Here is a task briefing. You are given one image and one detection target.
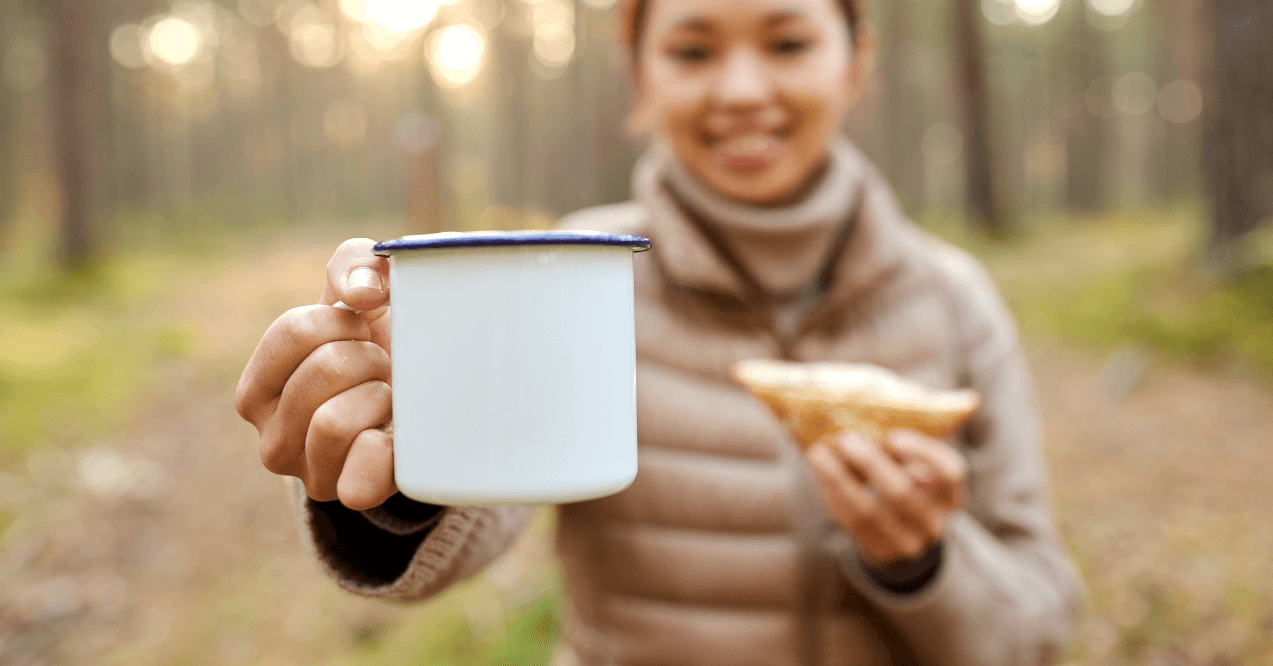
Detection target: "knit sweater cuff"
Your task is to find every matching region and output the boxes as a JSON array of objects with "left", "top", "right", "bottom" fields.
[
  {"left": 859, "top": 543, "right": 944, "bottom": 595},
  {"left": 360, "top": 493, "right": 447, "bottom": 536}
]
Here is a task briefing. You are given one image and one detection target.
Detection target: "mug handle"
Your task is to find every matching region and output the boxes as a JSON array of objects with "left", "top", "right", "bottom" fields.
[{"left": 332, "top": 300, "right": 363, "bottom": 314}]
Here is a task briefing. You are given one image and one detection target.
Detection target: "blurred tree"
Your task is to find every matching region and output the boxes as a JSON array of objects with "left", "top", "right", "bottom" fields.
[
  {"left": 953, "top": 0, "right": 1006, "bottom": 235},
  {"left": 1205, "top": 0, "right": 1273, "bottom": 271},
  {"left": 47, "top": 0, "right": 100, "bottom": 269},
  {"left": 1064, "top": 3, "right": 1110, "bottom": 212},
  {"left": 880, "top": 0, "right": 924, "bottom": 213},
  {"left": 0, "top": 10, "right": 14, "bottom": 242}
]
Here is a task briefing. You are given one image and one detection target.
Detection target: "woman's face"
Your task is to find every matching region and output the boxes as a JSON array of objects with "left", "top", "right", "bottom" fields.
[{"left": 634, "top": 0, "right": 871, "bottom": 204}]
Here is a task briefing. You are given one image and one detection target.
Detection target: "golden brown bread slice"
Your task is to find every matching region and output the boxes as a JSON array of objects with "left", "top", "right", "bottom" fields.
[{"left": 731, "top": 359, "right": 981, "bottom": 449}]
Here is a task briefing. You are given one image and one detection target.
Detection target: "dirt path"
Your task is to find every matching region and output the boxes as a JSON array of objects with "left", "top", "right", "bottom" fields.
[{"left": 0, "top": 238, "right": 1270, "bottom": 665}]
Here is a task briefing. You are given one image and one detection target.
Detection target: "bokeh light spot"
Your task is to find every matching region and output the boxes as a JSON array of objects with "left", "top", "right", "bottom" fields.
[
  {"left": 1014, "top": 0, "right": 1060, "bottom": 25},
  {"left": 1090, "top": 0, "right": 1135, "bottom": 17},
  {"left": 1112, "top": 72, "right": 1157, "bottom": 116},
  {"left": 981, "top": 0, "right": 1017, "bottom": 26},
  {"left": 365, "top": 0, "right": 440, "bottom": 32},
  {"left": 1157, "top": 80, "right": 1203, "bottom": 124},
  {"left": 147, "top": 17, "right": 202, "bottom": 66},
  {"left": 394, "top": 111, "right": 439, "bottom": 154},
  {"left": 110, "top": 24, "right": 147, "bottom": 69},
  {"left": 426, "top": 23, "right": 486, "bottom": 88},
  {"left": 291, "top": 23, "right": 340, "bottom": 67}
]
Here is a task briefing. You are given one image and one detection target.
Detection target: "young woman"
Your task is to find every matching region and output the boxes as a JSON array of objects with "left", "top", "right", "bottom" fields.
[{"left": 236, "top": 0, "right": 1079, "bottom": 662}]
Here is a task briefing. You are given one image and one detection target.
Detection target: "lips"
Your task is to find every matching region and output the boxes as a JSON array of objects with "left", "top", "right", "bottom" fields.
[{"left": 705, "top": 128, "right": 789, "bottom": 171}]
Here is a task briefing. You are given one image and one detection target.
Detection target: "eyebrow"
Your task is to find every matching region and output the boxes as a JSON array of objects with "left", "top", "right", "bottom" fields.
[
  {"left": 671, "top": 8, "right": 807, "bottom": 32},
  {"left": 672, "top": 16, "right": 712, "bottom": 32},
  {"left": 764, "top": 9, "right": 807, "bottom": 27}
]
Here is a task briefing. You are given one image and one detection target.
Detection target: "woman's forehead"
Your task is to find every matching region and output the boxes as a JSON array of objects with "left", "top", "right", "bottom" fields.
[{"left": 647, "top": 0, "right": 836, "bottom": 32}]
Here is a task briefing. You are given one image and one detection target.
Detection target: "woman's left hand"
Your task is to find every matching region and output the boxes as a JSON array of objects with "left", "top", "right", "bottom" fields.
[{"left": 807, "top": 429, "right": 967, "bottom": 566}]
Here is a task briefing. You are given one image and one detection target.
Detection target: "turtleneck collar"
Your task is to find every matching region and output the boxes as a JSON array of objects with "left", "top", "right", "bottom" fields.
[{"left": 633, "top": 137, "right": 907, "bottom": 313}]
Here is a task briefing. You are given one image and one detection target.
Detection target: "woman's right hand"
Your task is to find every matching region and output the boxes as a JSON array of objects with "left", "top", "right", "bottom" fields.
[{"left": 235, "top": 238, "right": 397, "bottom": 510}]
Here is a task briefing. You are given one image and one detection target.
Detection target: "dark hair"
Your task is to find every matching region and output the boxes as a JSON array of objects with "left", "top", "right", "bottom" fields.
[{"left": 623, "top": 0, "right": 863, "bottom": 71}]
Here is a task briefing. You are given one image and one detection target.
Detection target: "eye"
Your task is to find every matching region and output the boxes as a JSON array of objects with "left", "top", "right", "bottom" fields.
[
  {"left": 669, "top": 44, "right": 713, "bottom": 63},
  {"left": 771, "top": 37, "right": 810, "bottom": 55}
]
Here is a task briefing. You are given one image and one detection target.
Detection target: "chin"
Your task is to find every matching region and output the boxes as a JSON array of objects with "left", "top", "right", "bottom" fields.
[{"left": 701, "top": 165, "right": 807, "bottom": 205}]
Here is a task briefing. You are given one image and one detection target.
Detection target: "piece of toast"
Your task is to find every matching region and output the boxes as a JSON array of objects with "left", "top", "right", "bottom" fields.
[{"left": 731, "top": 359, "right": 981, "bottom": 449}]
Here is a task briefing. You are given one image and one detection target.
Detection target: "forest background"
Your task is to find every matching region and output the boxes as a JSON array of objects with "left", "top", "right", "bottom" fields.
[{"left": 0, "top": 0, "right": 1272, "bottom": 664}]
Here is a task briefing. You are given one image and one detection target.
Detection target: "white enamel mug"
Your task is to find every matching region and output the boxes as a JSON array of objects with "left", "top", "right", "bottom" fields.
[{"left": 365, "top": 230, "right": 650, "bottom": 507}]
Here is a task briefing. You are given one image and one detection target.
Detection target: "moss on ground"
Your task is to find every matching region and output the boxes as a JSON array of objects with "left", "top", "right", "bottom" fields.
[
  {"left": 933, "top": 206, "right": 1273, "bottom": 379},
  {"left": 0, "top": 255, "right": 199, "bottom": 461}
]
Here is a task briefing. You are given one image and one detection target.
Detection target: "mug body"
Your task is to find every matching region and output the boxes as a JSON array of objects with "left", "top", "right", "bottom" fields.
[{"left": 379, "top": 232, "right": 647, "bottom": 506}]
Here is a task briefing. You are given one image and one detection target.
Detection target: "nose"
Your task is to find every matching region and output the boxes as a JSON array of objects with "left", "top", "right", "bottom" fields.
[{"left": 713, "top": 48, "right": 774, "bottom": 108}]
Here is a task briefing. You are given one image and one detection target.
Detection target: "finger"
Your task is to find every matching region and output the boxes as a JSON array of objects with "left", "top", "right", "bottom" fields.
[
  {"left": 259, "top": 340, "right": 392, "bottom": 477},
  {"left": 808, "top": 443, "right": 877, "bottom": 526},
  {"left": 836, "top": 432, "right": 934, "bottom": 536},
  {"left": 304, "top": 380, "right": 393, "bottom": 502},
  {"left": 321, "top": 238, "right": 390, "bottom": 312},
  {"left": 890, "top": 433, "right": 967, "bottom": 511},
  {"left": 809, "top": 443, "right": 923, "bottom": 562},
  {"left": 236, "top": 305, "right": 370, "bottom": 424},
  {"left": 887, "top": 430, "right": 968, "bottom": 508},
  {"left": 881, "top": 433, "right": 937, "bottom": 486},
  {"left": 338, "top": 428, "right": 397, "bottom": 510}
]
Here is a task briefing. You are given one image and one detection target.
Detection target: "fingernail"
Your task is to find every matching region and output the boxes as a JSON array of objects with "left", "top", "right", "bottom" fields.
[{"left": 347, "top": 267, "right": 382, "bottom": 291}]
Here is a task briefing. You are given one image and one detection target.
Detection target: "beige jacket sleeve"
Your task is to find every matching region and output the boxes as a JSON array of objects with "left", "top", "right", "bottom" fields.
[
  {"left": 836, "top": 246, "right": 1081, "bottom": 666},
  {"left": 289, "top": 478, "right": 531, "bottom": 601}
]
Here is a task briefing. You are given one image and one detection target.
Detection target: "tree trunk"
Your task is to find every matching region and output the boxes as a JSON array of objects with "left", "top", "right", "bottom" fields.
[
  {"left": 0, "top": 42, "right": 13, "bottom": 246},
  {"left": 48, "top": 0, "right": 100, "bottom": 269},
  {"left": 1064, "top": 5, "right": 1110, "bottom": 212},
  {"left": 881, "top": 0, "right": 924, "bottom": 214},
  {"left": 953, "top": 0, "right": 1005, "bottom": 235},
  {"left": 1205, "top": 0, "right": 1273, "bottom": 271}
]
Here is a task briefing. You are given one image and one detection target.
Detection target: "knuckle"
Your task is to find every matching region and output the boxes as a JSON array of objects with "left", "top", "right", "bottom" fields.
[
  {"left": 329, "top": 239, "right": 376, "bottom": 277},
  {"left": 311, "top": 341, "right": 354, "bottom": 382},
  {"left": 367, "top": 379, "right": 392, "bottom": 401},
  {"left": 305, "top": 477, "right": 338, "bottom": 502},
  {"left": 260, "top": 439, "right": 293, "bottom": 475},
  {"left": 879, "top": 479, "right": 912, "bottom": 504},
  {"left": 356, "top": 426, "right": 394, "bottom": 452},
  {"left": 309, "top": 401, "right": 349, "bottom": 443},
  {"left": 234, "top": 381, "right": 256, "bottom": 422},
  {"left": 949, "top": 454, "right": 969, "bottom": 484},
  {"left": 856, "top": 496, "right": 883, "bottom": 523},
  {"left": 847, "top": 513, "right": 874, "bottom": 533},
  {"left": 333, "top": 237, "right": 373, "bottom": 261},
  {"left": 898, "top": 535, "right": 924, "bottom": 558},
  {"left": 922, "top": 517, "right": 944, "bottom": 542},
  {"left": 359, "top": 342, "right": 393, "bottom": 378},
  {"left": 276, "top": 307, "right": 324, "bottom": 351}
]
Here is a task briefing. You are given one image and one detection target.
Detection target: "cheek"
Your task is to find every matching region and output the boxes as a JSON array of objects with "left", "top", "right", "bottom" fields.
[
  {"left": 647, "top": 71, "right": 709, "bottom": 137},
  {"left": 784, "top": 65, "right": 851, "bottom": 136}
]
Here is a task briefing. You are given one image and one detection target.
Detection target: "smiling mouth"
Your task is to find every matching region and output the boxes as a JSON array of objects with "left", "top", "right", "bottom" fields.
[{"left": 704, "top": 128, "right": 789, "bottom": 170}]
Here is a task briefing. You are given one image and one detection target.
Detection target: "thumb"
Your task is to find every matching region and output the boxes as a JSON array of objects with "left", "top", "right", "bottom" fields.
[{"left": 320, "top": 238, "right": 390, "bottom": 312}]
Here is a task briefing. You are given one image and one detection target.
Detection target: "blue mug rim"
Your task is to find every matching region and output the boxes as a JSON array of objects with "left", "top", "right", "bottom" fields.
[{"left": 373, "top": 230, "right": 652, "bottom": 255}]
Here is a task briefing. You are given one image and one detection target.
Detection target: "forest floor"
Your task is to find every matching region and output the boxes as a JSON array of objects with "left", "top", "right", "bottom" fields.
[{"left": 0, "top": 214, "right": 1270, "bottom": 666}]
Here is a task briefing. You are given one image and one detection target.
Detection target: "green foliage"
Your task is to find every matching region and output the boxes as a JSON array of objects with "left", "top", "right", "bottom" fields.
[
  {"left": 326, "top": 586, "right": 561, "bottom": 666},
  {"left": 1010, "top": 250, "right": 1273, "bottom": 377},
  {"left": 962, "top": 207, "right": 1273, "bottom": 378},
  {"left": 482, "top": 594, "right": 560, "bottom": 666},
  {"left": 0, "top": 255, "right": 197, "bottom": 461}
]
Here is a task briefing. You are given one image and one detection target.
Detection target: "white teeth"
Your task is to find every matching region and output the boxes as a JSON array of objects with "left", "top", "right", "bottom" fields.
[
  {"left": 718, "top": 134, "right": 772, "bottom": 152},
  {"left": 707, "top": 131, "right": 786, "bottom": 153}
]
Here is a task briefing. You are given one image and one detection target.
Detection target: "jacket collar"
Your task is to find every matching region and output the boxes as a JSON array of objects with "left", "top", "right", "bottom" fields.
[{"left": 633, "top": 138, "right": 913, "bottom": 315}]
